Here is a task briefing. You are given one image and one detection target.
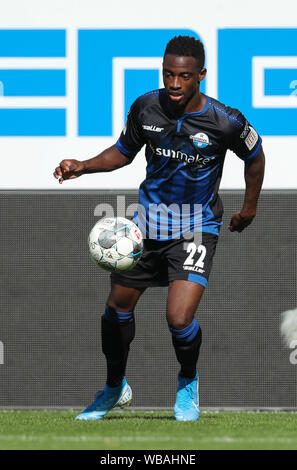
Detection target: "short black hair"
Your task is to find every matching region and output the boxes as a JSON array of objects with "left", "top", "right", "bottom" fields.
[{"left": 164, "top": 35, "right": 205, "bottom": 69}]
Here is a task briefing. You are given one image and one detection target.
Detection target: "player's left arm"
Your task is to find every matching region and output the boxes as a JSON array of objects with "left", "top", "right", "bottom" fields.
[{"left": 229, "top": 146, "right": 265, "bottom": 232}]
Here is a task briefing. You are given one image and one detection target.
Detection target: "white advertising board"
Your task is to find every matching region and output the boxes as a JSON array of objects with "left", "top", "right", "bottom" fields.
[{"left": 0, "top": 0, "right": 296, "bottom": 189}]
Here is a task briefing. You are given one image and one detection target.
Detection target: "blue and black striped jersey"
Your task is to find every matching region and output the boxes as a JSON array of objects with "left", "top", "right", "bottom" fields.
[{"left": 116, "top": 89, "right": 262, "bottom": 240}]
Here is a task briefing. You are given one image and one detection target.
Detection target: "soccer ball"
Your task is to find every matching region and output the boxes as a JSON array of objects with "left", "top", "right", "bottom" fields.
[{"left": 88, "top": 216, "right": 143, "bottom": 272}]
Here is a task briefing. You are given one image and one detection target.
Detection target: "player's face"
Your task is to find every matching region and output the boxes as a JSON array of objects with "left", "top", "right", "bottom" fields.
[{"left": 163, "top": 54, "right": 206, "bottom": 113}]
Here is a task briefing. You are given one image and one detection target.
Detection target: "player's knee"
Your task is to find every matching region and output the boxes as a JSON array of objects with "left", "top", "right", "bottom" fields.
[
  {"left": 107, "top": 284, "right": 140, "bottom": 312},
  {"left": 107, "top": 298, "right": 133, "bottom": 313},
  {"left": 169, "top": 318, "right": 200, "bottom": 343},
  {"left": 167, "top": 316, "right": 192, "bottom": 331},
  {"left": 167, "top": 309, "right": 194, "bottom": 330},
  {"left": 107, "top": 292, "right": 134, "bottom": 312}
]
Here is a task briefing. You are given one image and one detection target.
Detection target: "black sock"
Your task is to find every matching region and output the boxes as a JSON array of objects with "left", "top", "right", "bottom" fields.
[
  {"left": 101, "top": 315, "right": 135, "bottom": 387},
  {"left": 172, "top": 327, "right": 202, "bottom": 378}
]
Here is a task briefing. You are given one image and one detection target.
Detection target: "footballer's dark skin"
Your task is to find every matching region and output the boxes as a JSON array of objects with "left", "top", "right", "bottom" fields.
[
  {"left": 53, "top": 53, "right": 265, "bottom": 327},
  {"left": 53, "top": 145, "right": 130, "bottom": 184},
  {"left": 162, "top": 54, "right": 207, "bottom": 115},
  {"left": 228, "top": 146, "right": 265, "bottom": 233}
]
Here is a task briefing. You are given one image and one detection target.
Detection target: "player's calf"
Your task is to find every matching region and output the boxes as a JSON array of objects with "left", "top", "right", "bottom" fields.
[
  {"left": 170, "top": 319, "right": 202, "bottom": 378},
  {"left": 102, "top": 305, "right": 135, "bottom": 387}
]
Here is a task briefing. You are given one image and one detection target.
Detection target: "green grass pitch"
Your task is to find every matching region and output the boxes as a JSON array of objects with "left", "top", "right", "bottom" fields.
[{"left": 0, "top": 410, "right": 297, "bottom": 450}]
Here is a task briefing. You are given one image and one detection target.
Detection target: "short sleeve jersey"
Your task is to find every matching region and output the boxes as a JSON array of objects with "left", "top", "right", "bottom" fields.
[{"left": 116, "top": 89, "right": 262, "bottom": 240}]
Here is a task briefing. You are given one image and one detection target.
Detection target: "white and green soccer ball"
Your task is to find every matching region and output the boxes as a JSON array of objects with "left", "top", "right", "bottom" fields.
[{"left": 88, "top": 216, "right": 143, "bottom": 272}]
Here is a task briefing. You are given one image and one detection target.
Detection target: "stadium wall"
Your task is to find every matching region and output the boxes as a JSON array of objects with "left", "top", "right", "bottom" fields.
[
  {"left": 0, "top": 0, "right": 296, "bottom": 410},
  {"left": 0, "top": 190, "right": 296, "bottom": 409}
]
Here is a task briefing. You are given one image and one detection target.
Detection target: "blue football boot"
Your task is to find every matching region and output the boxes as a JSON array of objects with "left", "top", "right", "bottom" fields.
[
  {"left": 75, "top": 377, "right": 132, "bottom": 421},
  {"left": 174, "top": 372, "right": 200, "bottom": 421}
]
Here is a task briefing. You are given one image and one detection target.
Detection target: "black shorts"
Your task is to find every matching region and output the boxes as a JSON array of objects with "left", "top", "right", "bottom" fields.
[{"left": 111, "top": 232, "right": 219, "bottom": 289}]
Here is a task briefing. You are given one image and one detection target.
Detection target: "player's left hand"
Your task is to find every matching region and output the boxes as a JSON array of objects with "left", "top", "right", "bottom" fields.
[{"left": 228, "top": 211, "right": 255, "bottom": 233}]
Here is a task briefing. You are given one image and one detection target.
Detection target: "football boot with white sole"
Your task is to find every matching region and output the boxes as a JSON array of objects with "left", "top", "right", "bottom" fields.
[{"left": 75, "top": 377, "right": 132, "bottom": 421}]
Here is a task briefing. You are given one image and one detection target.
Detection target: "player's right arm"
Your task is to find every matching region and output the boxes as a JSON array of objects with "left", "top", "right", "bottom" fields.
[
  {"left": 54, "top": 97, "right": 144, "bottom": 184},
  {"left": 53, "top": 144, "right": 131, "bottom": 184}
]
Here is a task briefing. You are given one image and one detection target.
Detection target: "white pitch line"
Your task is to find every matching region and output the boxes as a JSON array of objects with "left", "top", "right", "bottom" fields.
[{"left": 0, "top": 435, "right": 295, "bottom": 444}]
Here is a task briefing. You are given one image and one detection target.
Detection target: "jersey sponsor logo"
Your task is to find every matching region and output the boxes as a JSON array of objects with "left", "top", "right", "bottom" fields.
[
  {"left": 190, "top": 132, "right": 211, "bottom": 149},
  {"left": 244, "top": 126, "right": 258, "bottom": 150},
  {"left": 142, "top": 124, "right": 164, "bottom": 132},
  {"left": 155, "top": 147, "right": 215, "bottom": 167}
]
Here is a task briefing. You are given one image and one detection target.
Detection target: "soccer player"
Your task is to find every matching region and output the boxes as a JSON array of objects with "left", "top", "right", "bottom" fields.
[{"left": 54, "top": 36, "right": 265, "bottom": 421}]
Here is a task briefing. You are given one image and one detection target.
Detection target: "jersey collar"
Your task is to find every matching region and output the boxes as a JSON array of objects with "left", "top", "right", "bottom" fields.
[{"left": 161, "top": 89, "right": 210, "bottom": 120}]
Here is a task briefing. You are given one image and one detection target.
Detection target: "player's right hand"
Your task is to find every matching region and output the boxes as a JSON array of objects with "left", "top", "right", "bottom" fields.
[{"left": 53, "top": 159, "right": 85, "bottom": 184}]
